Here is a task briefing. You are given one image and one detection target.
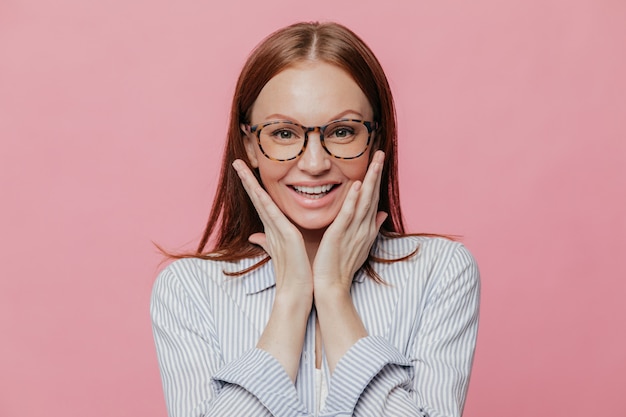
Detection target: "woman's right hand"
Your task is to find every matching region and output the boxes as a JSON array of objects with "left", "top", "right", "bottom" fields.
[
  {"left": 232, "top": 159, "right": 313, "bottom": 301},
  {"left": 233, "top": 159, "right": 313, "bottom": 382}
]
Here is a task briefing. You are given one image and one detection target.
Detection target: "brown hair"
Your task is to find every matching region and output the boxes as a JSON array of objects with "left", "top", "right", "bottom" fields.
[{"left": 171, "top": 22, "right": 425, "bottom": 280}]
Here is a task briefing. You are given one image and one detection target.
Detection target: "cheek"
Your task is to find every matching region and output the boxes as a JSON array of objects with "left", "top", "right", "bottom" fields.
[
  {"left": 343, "top": 159, "right": 370, "bottom": 182},
  {"left": 256, "top": 160, "right": 290, "bottom": 191}
]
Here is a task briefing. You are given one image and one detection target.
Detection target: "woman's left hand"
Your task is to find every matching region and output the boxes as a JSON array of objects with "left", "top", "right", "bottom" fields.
[
  {"left": 313, "top": 150, "right": 388, "bottom": 296},
  {"left": 313, "top": 150, "right": 387, "bottom": 372}
]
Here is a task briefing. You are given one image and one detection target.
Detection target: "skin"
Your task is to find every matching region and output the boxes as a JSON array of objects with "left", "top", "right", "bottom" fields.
[{"left": 232, "top": 61, "right": 387, "bottom": 382}]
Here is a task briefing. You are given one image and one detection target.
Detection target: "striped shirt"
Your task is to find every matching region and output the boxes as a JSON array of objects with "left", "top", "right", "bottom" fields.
[{"left": 151, "top": 235, "right": 480, "bottom": 417}]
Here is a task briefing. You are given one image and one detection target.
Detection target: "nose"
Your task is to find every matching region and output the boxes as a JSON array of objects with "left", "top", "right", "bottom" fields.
[{"left": 296, "top": 131, "right": 331, "bottom": 175}]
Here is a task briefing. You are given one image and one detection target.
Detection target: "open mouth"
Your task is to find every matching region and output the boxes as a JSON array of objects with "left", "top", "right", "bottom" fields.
[{"left": 291, "top": 184, "right": 337, "bottom": 199}]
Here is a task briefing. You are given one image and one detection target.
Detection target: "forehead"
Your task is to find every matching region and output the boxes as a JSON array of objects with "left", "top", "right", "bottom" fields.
[{"left": 249, "top": 61, "right": 373, "bottom": 124}]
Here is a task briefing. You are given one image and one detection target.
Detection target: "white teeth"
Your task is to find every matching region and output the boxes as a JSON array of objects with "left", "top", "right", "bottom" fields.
[{"left": 293, "top": 184, "right": 334, "bottom": 195}]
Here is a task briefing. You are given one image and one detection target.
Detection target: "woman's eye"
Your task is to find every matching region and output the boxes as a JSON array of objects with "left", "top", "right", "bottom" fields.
[
  {"left": 273, "top": 130, "right": 295, "bottom": 139},
  {"left": 330, "top": 127, "right": 355, "bottom": 138}
]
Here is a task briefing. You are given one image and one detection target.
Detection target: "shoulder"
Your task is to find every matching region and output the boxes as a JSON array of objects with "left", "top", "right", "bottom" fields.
[
  {"left": 153, "top": 257, "right": 217, "bottom": 292},
  {"left": 156, "top": 256, "right": 263, "bottom": 283},
  {"left": 372, "top": 235, "right": 479, "bottom": 287},
  {"left": 374, "top": 234, "right": 473, "bottom": 262},
  {"left": 150, "top": 256, "right": 270, "bottom": 327},
  {"left": 152, "top": 256, "right": 265, "bottom": 300}
]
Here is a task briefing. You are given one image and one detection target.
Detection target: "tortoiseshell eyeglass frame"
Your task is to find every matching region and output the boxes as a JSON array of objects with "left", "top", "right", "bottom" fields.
[{"left": 244, "top": 118, "right": 378, "bottom": 162}]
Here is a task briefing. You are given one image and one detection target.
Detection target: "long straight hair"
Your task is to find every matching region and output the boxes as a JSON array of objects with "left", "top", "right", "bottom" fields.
[{"left": 173, "top": 22, "right": 422, "bottom": 280}]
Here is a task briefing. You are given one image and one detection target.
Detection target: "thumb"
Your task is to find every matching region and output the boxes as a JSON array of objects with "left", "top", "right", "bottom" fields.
[
  {"left": 248, "top": 232, "right": 269, "bottom": 253},
  {"left": 375, "top": 211, "right": 388, "bottom": 231}
]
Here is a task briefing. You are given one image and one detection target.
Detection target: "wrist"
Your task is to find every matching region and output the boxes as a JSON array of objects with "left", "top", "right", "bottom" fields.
[
  {"left": 314, "top": 288, "right": 367, "bottom": 373},
  {"left": 273, "top": 292, "right": 313, "bottom": 317},
  {"left": 313, "top": 283, "right": 351, "bottom": 305}
]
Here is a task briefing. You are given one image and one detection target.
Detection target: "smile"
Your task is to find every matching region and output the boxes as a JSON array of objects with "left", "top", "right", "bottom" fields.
[{"left": 291, "top": 184, "right": 336, "bottom": 199}]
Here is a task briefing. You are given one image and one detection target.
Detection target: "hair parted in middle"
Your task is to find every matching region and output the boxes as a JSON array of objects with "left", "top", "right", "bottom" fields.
[{"left": 183, "top": 21, "right": 419, "bottom": 280}]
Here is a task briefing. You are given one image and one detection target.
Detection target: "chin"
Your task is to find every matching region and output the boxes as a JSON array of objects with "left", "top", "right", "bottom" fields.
[{"left": 290, "top": 214, "right": 335, "bottom": 233}]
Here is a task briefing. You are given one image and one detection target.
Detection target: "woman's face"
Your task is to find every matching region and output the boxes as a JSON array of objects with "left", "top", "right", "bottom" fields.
[{"left": 243, "top": 61, "right": 374, "bottom": 233}]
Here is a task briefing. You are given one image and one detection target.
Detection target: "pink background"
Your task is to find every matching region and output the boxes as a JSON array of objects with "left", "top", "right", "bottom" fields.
[{"left": 1, "top": 0, "right": 624, "bottom": 416}]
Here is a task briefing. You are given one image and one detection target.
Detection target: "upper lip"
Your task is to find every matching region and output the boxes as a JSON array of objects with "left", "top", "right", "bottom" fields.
[{"left": 289, "top": 180, "right": 340, "bottom": 187}]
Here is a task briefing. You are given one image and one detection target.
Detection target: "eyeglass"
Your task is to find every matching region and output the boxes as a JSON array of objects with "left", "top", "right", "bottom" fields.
[{"left": 245, "top": 118, "right": 378, "bottom": 162}]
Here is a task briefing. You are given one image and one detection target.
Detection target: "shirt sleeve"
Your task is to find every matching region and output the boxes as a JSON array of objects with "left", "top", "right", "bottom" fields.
[
  {"left": 150, "top": 264, "right": 311, "bottom": 417},
  {"left": 321, "top": 243, "right": 480, "bottom": 417}
]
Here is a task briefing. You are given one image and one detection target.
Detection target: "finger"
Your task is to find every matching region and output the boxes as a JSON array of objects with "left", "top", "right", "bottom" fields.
[
  {"left": 366, "top": 150, "right": 385, "bottom": 200},
  {"left": 253, "top": 184, "right": 290, "bottom": 224},
  {"left": 232, "top": 160, "right": 261, "bottom": 204},
  {"left": 232, "top": 159, "right": 293, "bottom": 231},
  {"left": 355, "top": 150, "right": 385, "bottom": 219},
  {"left": 371, "top": 151, "right": 385, "bottom": 199},
  {"left": 330, "top": 151, "right": 385, "bottom": 233},
  {"left": 369, "top": 154, "right": 385, "bottom": 223},
  {"left": 232, "top": 160, "right": 276, "bottom": 226},
  {"left": 331, "top": 180, "right": 361, "bottom": 228}
]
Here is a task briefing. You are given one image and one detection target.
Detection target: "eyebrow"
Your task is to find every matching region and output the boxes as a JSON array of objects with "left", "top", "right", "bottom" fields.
[{"left": 263, "top": 110, "right": 365, "bottom": 123}]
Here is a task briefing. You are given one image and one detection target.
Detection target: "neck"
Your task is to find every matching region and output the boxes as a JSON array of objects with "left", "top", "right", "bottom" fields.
[{"left": 300, "top": 228, "right": 325, "bottom": 267}]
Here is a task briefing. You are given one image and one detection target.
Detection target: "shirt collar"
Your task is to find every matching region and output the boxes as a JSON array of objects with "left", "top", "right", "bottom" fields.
[
  {"left": 242, "top": 259, "right": 276, "bottom": 295},
  {"left": 353, "top": 268, "right": 367, "bottom": 283}
]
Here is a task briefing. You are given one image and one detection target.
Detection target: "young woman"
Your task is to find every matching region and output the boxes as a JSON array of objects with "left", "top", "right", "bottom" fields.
[{"left": 151, "top": 22, "right": 480, "bottom": 417}]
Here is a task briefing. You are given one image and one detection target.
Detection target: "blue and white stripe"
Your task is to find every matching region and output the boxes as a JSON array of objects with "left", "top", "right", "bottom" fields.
[{"left": 151, "top": 235, "right": 480, "bottom": 417}]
